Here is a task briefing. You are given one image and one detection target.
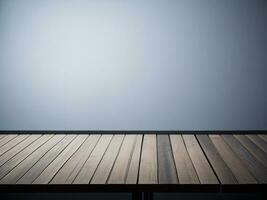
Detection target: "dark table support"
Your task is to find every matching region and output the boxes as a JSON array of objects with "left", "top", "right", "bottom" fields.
[
  {"left": 263, "top": 191, "right": 267, "bottom": 200},
  {"left": 132, "top": 192, "right": 142, "bottom": 200},
  {"left": 144, "top": 192, "right": 153, "bottom": 200}
]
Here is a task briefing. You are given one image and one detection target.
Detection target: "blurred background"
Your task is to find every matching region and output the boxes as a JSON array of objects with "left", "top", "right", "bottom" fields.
[
  {"left": 0, "top": 0, "right": 266, "bottom": 130},
  {"left": 0, "top": 1, "right": 266, "bottom": 200}
]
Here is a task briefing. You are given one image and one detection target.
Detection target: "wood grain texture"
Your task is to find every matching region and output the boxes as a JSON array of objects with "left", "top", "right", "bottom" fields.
[
  {"left": 17, "top": 135, "right": 76, "bottom": 184},
  {"left": 138, "top": 134, "right": 158, "bottom": 184},
  {"left": 0, "top": 135, "right": 65, "bottom": 184},
  {"left": 33, "top": 135, "right": 87, "bottom": 184},
  {"left": 125, "top": 135, "right": 143, "bottom": 184},
  {"left": 0, "top": 133, "right": 266, "bottom": 187},
  {"left": 258, "top": 134, "right": 267, "bottom": 143},
  {"left": 0, "top": 135, "right": 42, "bottom": 167},
  {"left": 157, "top": 134, "right": 178, "bottom": 184},
  {"left": 73, "top": 135, "right": 113, "bottom": 184},
  {"left": 222, "top": 135, "right": 267, "bottom": 183},
  {"left": 247, "top": 135, "right": 267, "bottom": 154},
  {"left": 0, "top": 135, "right": 7, "bottom": 140},
  {"left": 170, "top": 134, "right": 199, "bottom": 184},
  {"left": 91, "top": 135, "right": 124, "bottom": 184},
  {"left": 0, "top": 135, "right": 29, "bottom": 157},
  {"left": 0, "top": 135, "right": 52, "bottom": 180},
  {"left": 234, "top": 135, "right": 267, "bottom": 168},
  {"left": 183, "top": 135, "right": 218, "bottom": 184},
  {"left": 51, "top": 134, "right": 101, "bottom": 184},
  {"left": 108, "top": 135, "right": 136, "bottom": 184},
  {"left": 209, "top": 135, "right": 257, "bottom": 184},
  {"left": 0, "top": 135, "right": 18, "bottom": 147},
  {"left": 196, "top": 135, "right": 237, "bottom": 184}
]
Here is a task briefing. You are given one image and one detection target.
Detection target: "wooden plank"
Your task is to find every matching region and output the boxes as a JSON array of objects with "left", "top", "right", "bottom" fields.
[
  {"left": 0, "top": 135, "right": 30, "bottom": 157},
  {"left": 73, "top": 135, "right": 113, "bottom": 184},
  {"left": 50, "top": 134, "right": 101, "bottom": 184},
  {"left": 157, "top": 134, "right": 178, "bottom": 184},
  {"left": 247, "top": 135, "right": 267, "bottom": 154},
  {"left": 170, "top": 134, "right": 199, "bottom": 184},
  {"left": 0, "top": 135, "right": 65, "bottom": 183},
  {"left": 138, "top": 134, "right": 157, "bottom": 184},
  {"left": 0, "top": 135, "right": 42, "bottom": 167},
  {"left": 209, "top": 135, "right": 257, "bottom": 184},
  {"left": 17, "top": 135, "right": 76, "bottom": 184},
  {"left": 0, "top": 135, "right": 52, "bottom": 180},
  {"left": 222, "top": 135, "right": 267, "bottom": 183},
  {"left": 108, "top": 135, "right": 137, "bottom": 184},
  {"left": 183, "top": 135, "right": 218, "bottom": 184},
  {"left": 0, "top": 135, "right": 7, "bottom": 140},
  {"left": 258, "top": 134, "right": 267, "bottom": 143},
  {"left": 91, "top": 135, "right": 125, "bottom": 184},
  {"left": 125, "top": 135, "right": 143, "bottom": 184},
  {"left": 234, "top": 135, "right": 267, "bottom": 168},
  {"left": 0, "top": 134, "right": 18, "bottom": 147},
  {"left": 33, "top": 135, "right": 87, "bottom": 184},
  {"left": 0, "top": 132, "right": 265, "bottom": 187},
  {"left": 196, "top": 135, "right": 237, "bottom": 184}
]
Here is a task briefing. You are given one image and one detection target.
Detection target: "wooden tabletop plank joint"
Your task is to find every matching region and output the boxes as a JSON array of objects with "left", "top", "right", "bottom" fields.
[{"left": 0, "top": 131, "right": 266, "bottom": 196}]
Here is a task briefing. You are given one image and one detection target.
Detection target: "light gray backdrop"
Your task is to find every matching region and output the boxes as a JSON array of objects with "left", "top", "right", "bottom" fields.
[{"left": 0, "top": 0, "right": 266, "bottom": 130}]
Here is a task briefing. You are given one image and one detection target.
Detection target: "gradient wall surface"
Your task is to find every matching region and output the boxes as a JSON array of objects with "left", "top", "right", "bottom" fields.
[{"left": 0, "top": 0, "right": 266, "bottom": 130}]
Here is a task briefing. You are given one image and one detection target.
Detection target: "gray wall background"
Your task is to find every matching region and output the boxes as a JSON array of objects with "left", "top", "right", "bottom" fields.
[{"left": 0, "top": 0, "right": 266, "bottom": 130}]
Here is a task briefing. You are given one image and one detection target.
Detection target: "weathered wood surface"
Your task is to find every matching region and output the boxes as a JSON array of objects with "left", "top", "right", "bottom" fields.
[{"left": 0, "top": 133, "right": 267, "bottom": 187}]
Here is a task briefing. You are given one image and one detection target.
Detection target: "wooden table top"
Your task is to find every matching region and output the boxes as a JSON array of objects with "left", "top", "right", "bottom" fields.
[{"left": 0, "top": 132, "right": 266, "bottom": 192}]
